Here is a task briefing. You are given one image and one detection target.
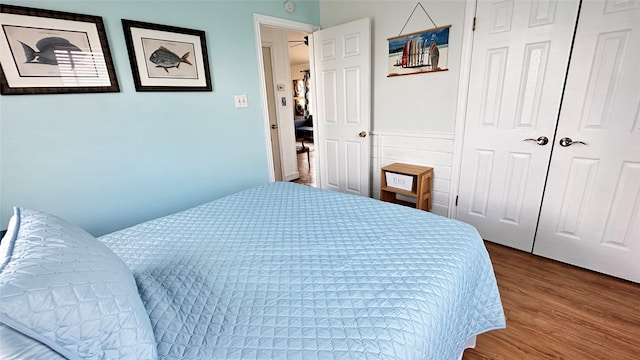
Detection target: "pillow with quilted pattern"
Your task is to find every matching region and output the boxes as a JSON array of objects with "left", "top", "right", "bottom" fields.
[{"left": 0, "top": 208, "right": 157, "bottom": 360}]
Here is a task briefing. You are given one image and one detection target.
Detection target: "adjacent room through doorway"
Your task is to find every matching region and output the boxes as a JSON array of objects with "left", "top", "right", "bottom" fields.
[{"left": 288, "top": 31, "right": 315, "bottom": 186}]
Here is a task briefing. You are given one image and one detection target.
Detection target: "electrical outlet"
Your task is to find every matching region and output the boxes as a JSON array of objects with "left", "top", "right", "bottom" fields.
[{"left": 234, "top": 94, "right": 248, "bottom": 108}]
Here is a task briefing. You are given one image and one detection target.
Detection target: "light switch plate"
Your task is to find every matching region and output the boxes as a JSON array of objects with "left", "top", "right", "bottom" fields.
[{"left": 234, "top": 94, "right": 248, "bottom": 108}]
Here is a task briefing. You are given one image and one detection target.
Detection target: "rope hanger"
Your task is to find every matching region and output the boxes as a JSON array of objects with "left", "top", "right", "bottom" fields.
[{"left": 398, "top": 2, "right": 438, "bottom": 36}]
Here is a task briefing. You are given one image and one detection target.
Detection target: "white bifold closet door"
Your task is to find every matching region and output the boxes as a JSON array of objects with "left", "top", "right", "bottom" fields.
[
  {"left": 457, "top": 0, "right": 580, "bottom": 251},
  {"left": 458, "top": 0, "right": 640, "bottom": 282},
  {"left": 533, "top": 0, "right": 640, "bottom": 283}
]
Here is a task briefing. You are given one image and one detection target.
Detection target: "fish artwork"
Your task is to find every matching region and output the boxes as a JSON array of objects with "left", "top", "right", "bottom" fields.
[
  {"left": 149, "top": 46, "right": 192, "bottom": 72},
  {"left": 19, "top": 37, "right": 82, "bottom": 67}
]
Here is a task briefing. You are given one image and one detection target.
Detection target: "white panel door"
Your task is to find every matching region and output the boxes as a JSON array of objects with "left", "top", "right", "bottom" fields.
[
  {"left": 533, "top": 1, "right": 640, "bottom": 283},
  {"left": 457, "top": 0, "right": 580, "bottom": 251},
  {"left": 313, "top": 18, "right": 371, "bottom": 196}
]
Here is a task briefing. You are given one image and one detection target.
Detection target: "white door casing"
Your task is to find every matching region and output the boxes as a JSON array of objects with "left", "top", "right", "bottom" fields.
[
  {"left": 313, "top": 18, "right": 371, "bottom": 196},
  {"left": 533, "top": 1, "right": 640, "bottom": 283},
  {"left": 456, "top": 0, "right": 580, "bottom": 251},
  {"left": 262, "top": 46, "right": 283, "bottom": 181}
]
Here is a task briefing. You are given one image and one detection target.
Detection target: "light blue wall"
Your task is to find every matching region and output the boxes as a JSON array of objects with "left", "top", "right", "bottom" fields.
[{"left": 0, "top": 0, "right": 320, "bottom": 235}]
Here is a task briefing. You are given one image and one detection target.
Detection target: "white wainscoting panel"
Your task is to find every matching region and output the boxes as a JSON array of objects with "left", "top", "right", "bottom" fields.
[{"left": 371, "top": 132, "right": 455, "bottom": 217}]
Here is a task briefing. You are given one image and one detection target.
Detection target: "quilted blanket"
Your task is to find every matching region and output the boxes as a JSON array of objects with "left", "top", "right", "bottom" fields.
[{"left": 99, "top": 182, "right": 505, "bottom": 360}]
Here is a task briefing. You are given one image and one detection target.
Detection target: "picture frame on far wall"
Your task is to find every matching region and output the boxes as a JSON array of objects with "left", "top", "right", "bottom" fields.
[
  {"left": 387, "top": 25, "right": 451, "bottom": 77},
  {"left": 122, "top": 19, "right": 212, "bottom": 92},
  {"left": 0, "top": 4, "right": 119, "bottom": 95}
]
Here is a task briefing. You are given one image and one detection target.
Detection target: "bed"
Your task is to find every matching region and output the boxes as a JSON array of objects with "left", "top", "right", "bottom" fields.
[{"left": 0, "top": 182, "right": 505, "bottom": 359}]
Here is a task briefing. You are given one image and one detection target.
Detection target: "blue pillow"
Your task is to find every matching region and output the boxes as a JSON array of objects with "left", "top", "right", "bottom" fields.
[
  {"left": 0, "top": 208, "right": 157, "bottom": 360},
  {"left": 0, "top": 322, "right": 67, "bottom": 359}
]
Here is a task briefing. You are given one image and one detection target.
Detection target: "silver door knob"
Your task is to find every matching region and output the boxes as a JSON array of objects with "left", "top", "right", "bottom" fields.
[
  {"left": 523, "top": 136, "right": 549, "bottom": 146},
  {"left": 559, "top": 137, "right": 587, "bottom": 147},
  {"left": 271, "top": 124, "right": 278, "bottom": 129},
  {"left": 359, "top": 131, "right": 367, "bottom": 138}
]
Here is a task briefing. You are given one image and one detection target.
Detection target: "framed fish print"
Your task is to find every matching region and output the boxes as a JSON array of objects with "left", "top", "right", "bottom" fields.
[
  {"left": 0, "top": 4, "right": 119, "bottom": 95},
  {"left": 122, "top": 19, "right": 212, "bottom": 92}
]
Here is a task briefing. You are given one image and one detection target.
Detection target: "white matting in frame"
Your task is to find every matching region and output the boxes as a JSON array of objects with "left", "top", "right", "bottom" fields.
[
  {"left": 0, "top": 4, "right": 119, "bottom": 94},
  {"left": 122, "top": 19, "right": 212, "bottom": 92}
]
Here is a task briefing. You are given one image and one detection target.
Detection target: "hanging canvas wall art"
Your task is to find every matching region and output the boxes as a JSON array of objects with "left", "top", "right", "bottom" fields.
[{"left": 387, "top": 25, "right": 450, "bottom": 77}]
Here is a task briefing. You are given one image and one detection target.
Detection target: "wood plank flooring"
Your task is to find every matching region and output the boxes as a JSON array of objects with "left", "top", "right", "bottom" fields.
[
  {"left": 464, "top": 242, "right": 640, "bottom": 360},
  {"left": 293, "top": 141, "right": 315, "bottom": 186}
]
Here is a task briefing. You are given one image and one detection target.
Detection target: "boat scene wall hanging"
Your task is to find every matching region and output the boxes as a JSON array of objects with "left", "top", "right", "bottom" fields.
[{"left": 387, "top": 24, "right": 450, "bottom": 77}]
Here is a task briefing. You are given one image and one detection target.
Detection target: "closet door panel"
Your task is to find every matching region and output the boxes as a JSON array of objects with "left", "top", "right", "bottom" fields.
[
  {"left": 456, "top": 0, "right": 580, "bottom": 251},
  {"left": 533, "top": 0, "right": 640, "bottom": 283}
]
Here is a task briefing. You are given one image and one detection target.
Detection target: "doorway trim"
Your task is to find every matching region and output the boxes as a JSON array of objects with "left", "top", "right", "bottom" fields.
[
  {"left": 253, "top": 14, "right": 319, "bottom": 182},
  {"left": 447, "top": 0, "right": 477, "bottom": 218}
]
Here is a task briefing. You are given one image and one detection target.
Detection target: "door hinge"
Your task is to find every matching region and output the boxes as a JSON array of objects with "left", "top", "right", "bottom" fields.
[
  {"left": 472, "top": 17, "right": 476, "bottom": 32},
  {"left": 455, "top": 195, "right": 459, "bottom": 206}
]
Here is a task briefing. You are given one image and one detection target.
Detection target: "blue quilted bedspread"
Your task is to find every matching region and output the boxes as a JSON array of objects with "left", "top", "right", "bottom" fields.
[{"left": 99, "top": 182, "right": 505, "bottom": 360}]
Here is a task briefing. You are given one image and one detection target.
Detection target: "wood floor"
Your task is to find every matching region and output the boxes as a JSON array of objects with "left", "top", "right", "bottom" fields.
[
  {"left": 293, "top": 140, "right": 315, "bottom": 186},
  {"left": 464, "top": 242, "right": 640, "bottom": 360}
]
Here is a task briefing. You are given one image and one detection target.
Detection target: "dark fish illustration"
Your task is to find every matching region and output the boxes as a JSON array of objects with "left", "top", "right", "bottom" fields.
[
  {"left": 149, "top": 46, "right": 192, "bottom": 72},
  {"left": 19, "top": 37, "right": 81, "bottom": 67}
]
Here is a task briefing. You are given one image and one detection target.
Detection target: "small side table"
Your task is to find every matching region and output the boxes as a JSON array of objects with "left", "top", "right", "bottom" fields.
[{"left": 380, "top": 163, "right": 433, "bottom": 211}]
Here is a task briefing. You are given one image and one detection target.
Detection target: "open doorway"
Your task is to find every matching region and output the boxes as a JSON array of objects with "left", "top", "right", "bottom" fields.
[
  {"left": 254, "top": 15, "right": 318, "bottom": 186},
  {"left": 288, "top": 31, "right": 315, "bottom": 186},
  {"left": 256, "top": 15, "right": 372, "bottom": 196}
]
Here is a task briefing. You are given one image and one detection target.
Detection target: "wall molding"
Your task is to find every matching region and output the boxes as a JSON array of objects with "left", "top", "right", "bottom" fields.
[{"left": 371, "top": 130, "right": 455, "bottom": 140}]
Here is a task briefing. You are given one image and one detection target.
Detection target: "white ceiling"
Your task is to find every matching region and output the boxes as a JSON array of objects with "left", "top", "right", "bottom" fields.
[{"left": 288, "top": 31, "right": 310, "bottom": 67}]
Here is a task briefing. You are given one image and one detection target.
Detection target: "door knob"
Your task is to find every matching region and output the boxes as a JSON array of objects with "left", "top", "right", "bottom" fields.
[
  {"left": 559, "top": 137, "right": 587, "bottom": 147},
  {"left": 359, "top": 131, "right": 367, "bottom": 138},
  {"left": 271, "top": 124, "right": 278, "bottom": 129},
  {"left": 523, "top": 136, "right": 549, "bottom": 146}
]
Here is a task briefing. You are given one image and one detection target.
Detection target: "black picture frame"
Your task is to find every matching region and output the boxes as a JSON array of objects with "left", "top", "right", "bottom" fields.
[
  {"left": 122, "top": 19, "right": 212, "bottom": 92},
  {"left": 0, "top": 4, "right": 119, "bottom": 95}
]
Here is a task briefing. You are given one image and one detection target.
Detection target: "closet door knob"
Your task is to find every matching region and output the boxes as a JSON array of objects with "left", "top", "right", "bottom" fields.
[
  {"left": 523, "top": 136, "right": 549, "bottom": 146},
  {"left": 359, "top": 131, "right": 367, "bottom": 138},
  {"left": 559, "top": 137, "right": 587, "bottom": 147}
]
